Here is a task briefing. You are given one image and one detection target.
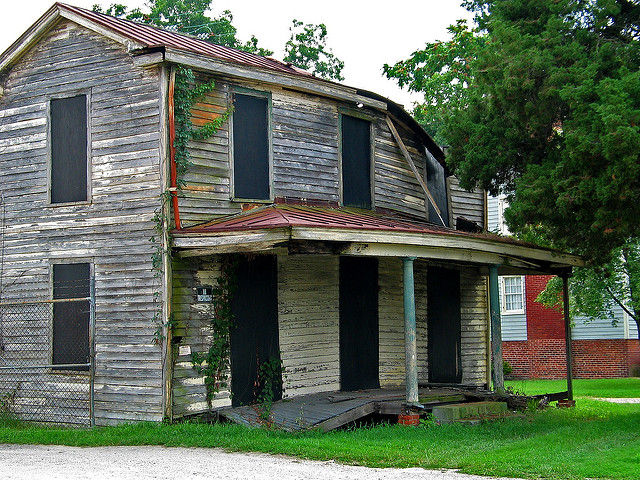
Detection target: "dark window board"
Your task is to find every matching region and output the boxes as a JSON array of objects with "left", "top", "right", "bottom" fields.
[
  {"left": 341, "top": 115, "right": 372, "bottom": 209},
  {"left": 232, "top": 93, "right": 270, "bottom": 201},
  {"left": 50, "top": 95, "right": 88, "bottom": 204},
  {"left": 52, "top": 263, "right": 90, "bottom": 371}
]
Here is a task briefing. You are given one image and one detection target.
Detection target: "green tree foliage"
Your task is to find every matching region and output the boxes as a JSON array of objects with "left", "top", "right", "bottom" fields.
[
  {"left": 383, "top": 20, "right": 483, "bottom": 144},
  {"left": 92, "top": 0, "right": 273, "bottom": 55},
  {"left": 386, "top": 0, "right": 640, "bottom": 337},
  {"left": 538, "top": 238, "right": 639, "bottom": 335},
  {"left": 449, "top": 0, "right": 640, "bottom": 266},
  {"left": 283, "top": 20, "right": 345, "bottom": 81}
]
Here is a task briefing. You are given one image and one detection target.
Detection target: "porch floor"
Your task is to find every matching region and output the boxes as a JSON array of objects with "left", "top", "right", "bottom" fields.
[{"left": 218, "top": 387, "right": 468, "bottom": 432}]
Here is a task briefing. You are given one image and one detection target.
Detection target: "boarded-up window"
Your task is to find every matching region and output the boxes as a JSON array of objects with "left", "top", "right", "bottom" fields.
[
  {"left": 50, "top": 95, "right": 88, "bottom": 203},
  {"left": 233, "top": 93, "right": 270, "bottom": 200},
  {"left": 53, "top": 263, "right": 90, "bottom": 370},
  {"left": 341, "top": 115, "right": 371, "bottom": 208}
]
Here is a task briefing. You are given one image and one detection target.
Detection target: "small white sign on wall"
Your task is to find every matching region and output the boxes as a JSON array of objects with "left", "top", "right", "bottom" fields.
[{"left": 196, "top": 286, "right": 213, "bottom": 303}]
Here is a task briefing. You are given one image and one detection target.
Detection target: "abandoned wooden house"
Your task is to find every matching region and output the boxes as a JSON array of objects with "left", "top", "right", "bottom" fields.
[{"left": 0, "top": 3, "right": 582, "bottom": 427}]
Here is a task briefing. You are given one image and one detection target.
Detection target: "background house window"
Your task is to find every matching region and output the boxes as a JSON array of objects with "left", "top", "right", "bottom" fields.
[
  {"left": 341, "top": 115, "right": 371, "bottom": 209},
  {"left": 52, "top": 263, "right": 90, "bottom": 370},
  {"left": 50, "top": 95, "right": 88, "bottom": 203},
  {"left": 501, "top": 275, "right": 525, "bottom": 314},
  {"left": 232, "top": 92, "right": 270, "bottom": 200},
  {"left": 497, "top": 195, "right": 511, "bottom": 235}
]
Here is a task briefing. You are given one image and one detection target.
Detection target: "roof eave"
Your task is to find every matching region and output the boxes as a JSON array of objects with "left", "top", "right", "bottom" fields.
[
  {"left": 172, "top": 224, "right": 582, "bottom": 274},
  {"left": 162, "top": 48, "right": 388, "bottom": 110}
]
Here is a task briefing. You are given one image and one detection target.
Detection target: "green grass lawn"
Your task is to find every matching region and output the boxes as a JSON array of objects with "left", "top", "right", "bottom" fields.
[
  {"left": 1, "top": 379, "right": 639, "bottom": 480},
  {"left": 505, "top": 377, "right": 640, "bottom": 398}
]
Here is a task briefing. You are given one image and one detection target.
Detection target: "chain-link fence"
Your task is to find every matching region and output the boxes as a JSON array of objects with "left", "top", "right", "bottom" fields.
[{"left": 0, "top": 289, "right": 94, "bottom": 426}]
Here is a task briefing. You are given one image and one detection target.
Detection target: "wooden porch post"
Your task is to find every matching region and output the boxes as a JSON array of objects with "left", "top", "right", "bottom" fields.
[
  {"left": 562, "top": 273, "right": 574, "bottom": 402},
  {"left": 489, "top": 265, "right": 504, "bottom": 393},
  {"left": 403, "top": 257, "right": 419, "bottom": 405}
]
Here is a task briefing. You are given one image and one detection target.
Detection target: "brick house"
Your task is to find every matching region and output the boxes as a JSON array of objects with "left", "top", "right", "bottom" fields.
[{"left": 488, "top": 196, "right": 640, "bottom": 379}]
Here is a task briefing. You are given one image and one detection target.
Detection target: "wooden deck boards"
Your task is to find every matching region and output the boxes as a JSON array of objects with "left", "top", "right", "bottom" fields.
[{"left": 218, "top": 388, "right": 466, "bottom": 431}]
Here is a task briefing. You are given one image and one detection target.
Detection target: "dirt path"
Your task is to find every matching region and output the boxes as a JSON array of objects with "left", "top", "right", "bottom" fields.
[{"left": 0, "top": 444, "right": 524, "bottom": 480}]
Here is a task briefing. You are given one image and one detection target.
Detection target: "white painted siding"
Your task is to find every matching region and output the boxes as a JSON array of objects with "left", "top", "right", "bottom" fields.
[
  {"left": 460, "top": 269, "right": 489, "bottom": 385},
  {"left": 278, "top": 255, "right": 340, "bottom": 396}
]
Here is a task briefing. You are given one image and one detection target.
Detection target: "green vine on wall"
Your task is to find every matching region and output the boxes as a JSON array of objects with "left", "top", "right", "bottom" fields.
[
  {"left": 254, "top": 354, "right": 285, "bottom": 423},
  {"left": 151, "top": 66, "right": 232, "bottom": 345},
  {"left": 173, "top": 65, "right": 233, "bottom": 186},
  {"left": 191, "top": 255, "right": 239, "bottom": 408}
]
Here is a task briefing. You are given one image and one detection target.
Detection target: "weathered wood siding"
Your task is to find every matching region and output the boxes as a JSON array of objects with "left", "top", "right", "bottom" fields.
[
  {"left": 171, "top": 256, "right": 231, "bottom": 417},
  {"left": 459, "top": 268, "right": 489, "bottom": 385},
  {"left": 448, "top": 176, "right": 486, "bottom": 228},
  {"left": 277, "top": 255, "right": 340, "bottom": 396},
  {"left": 374, "top": 115, "right": 429, "bottom": 220},
  {"left": 0, "top": 20, "right": 164, "bottom": 425},
  {"left": 378, "top": 258, "right": 428, "bottom": 387},
  {"left": 378, "top": 260, "right": 486, "bottom": 387},
  {"left": 178, "top": 78, "right": 435, "bottom": 227}
]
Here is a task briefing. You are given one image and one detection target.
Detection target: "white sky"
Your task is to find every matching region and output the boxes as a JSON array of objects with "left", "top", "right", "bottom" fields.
[{"left": 0, "top": 0, "right": 473, "bottom": 108}]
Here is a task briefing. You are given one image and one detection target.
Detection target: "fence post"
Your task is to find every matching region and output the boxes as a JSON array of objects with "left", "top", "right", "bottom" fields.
[{"left": 90, "top": 275, "right": 96, "bottom": 427}]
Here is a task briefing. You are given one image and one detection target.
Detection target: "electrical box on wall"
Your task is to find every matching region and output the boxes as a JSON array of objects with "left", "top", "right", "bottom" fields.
[{"left": 196, "top": 286, "right": 213, "bottom": 303}]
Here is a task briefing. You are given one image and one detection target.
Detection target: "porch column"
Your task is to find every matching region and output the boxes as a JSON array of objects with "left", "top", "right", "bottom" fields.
[
  {"left": 562, "top": 273, "right": 574, "bottom": 402},
  {"left": 489, "top": 265, "right": 504, "bottom": 393},
  {"left": 403, "top": 257, "right": 419, "bottom": 405}
]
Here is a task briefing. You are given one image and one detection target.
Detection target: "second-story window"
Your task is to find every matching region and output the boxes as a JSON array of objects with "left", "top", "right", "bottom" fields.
[
  {"left": 50, "top": 95, "right": 88, "bottom": 204},
  {"left": 232, "top": 92, "right": 270, "bottom": 201},
  {"left": 341, "top": 114, "right": 372, "bottom": 209}
]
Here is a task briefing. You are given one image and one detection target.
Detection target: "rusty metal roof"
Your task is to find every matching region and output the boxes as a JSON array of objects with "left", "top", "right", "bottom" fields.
[
  {"left": 184, "top": 204, "right": 466, "bottom": 236},
  {"left": 58, "top": 3, "right": 314, "bottom": 77}
]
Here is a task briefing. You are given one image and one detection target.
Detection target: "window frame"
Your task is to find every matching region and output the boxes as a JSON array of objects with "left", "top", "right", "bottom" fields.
[
  {"left": 338, "top": 109, "right": 375, "bottom": 209},
  {"left": 500, "top": 275, "right": 525, "bottom": 315},
  {"left": 497, "top": 195, "right": 511, "bottom": 235},
  {"left": 229, "top": 88, "right": 273, "bottom": 202},
  {"left": 50, "top": 261, "right": 93, "bottom": 372},
  {"left": 47, "top": 92, "right": 92, "bottom": 206}
]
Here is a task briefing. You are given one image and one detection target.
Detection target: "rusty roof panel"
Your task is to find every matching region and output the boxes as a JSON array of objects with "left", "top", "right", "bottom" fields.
[
  {"left": 183, "top": 204, "right": 461, "bottom": 236},
  {"left": 59, "top": 3, "right": 313, "bottom": 77}
]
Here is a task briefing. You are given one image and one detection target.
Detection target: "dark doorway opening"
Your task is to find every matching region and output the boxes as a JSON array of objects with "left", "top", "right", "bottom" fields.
[
  {"left": 339, "top": 256, "right": 379, "bottom": 391},
  {"left": 230, "top": 255, "right": 280, "bottom": 407},
  {"left": 427, "top": 266, "right": 462, "bottom": 383}
]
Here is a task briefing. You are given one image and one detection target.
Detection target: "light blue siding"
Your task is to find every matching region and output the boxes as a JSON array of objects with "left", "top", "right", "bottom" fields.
[
  {"left": 572, "top": 305, "right": 637, "bottom": 340},
  {"left": 501, "top": 312, "right": 527, "bottom": 341}
]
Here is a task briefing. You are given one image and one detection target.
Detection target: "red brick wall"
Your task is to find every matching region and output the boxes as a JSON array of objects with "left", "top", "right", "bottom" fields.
[
  {"left": 525, "top": 275, "right": 565, "bottom": 340},
  {"left": 504, "top": 338, "right": 640, "bottom": 379},
  {"left": 503, "top": 275, "right": 638, "bottom": 379}
]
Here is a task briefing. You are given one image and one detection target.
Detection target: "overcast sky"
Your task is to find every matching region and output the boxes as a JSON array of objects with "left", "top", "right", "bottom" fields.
[{"left": 0, "top": 1, "right": 473, "bottom": 108}]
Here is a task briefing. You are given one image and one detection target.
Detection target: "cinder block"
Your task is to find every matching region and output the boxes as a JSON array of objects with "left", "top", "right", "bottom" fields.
[{"left": 432, "top": 402, "right": 508, "bottom": 424}]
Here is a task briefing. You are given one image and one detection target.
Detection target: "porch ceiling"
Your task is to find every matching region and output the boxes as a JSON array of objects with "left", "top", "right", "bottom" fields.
[{"left": 172, "top": 204, "right": 582, "bottom": 275}]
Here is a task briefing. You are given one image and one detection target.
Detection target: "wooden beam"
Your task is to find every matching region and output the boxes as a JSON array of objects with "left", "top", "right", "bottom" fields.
[
  {"left": 385, "top": 116, "right": 445, "bottom": 225},
  {"left": 489, "top": 265, "right": 504, "bottom": 393},
  {"left": 562, "top": 274, "right": 574, "bottom": 401},
  {"left": 290, "top": 227, "right": 583, "bottom": 268}
]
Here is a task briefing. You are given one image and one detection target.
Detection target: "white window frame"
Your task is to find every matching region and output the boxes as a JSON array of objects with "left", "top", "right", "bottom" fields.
[{"left": 500, "top": 275, "right": 525, "bottom": 315}]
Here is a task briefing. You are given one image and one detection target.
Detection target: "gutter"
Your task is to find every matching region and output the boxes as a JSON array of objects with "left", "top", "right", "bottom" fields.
[{"left": 168, "top": 64, "right": 181, "bottom": 229}]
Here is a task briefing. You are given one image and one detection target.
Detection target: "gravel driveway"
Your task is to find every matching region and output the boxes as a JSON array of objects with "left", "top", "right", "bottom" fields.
[{"left": 0, "top": 444, "right": 524, "bottom": 480}]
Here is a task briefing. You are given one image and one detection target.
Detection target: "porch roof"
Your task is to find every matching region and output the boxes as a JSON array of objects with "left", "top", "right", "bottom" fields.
[{"left": 172, "top": 204, "right": 582, "bottom": 275}]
